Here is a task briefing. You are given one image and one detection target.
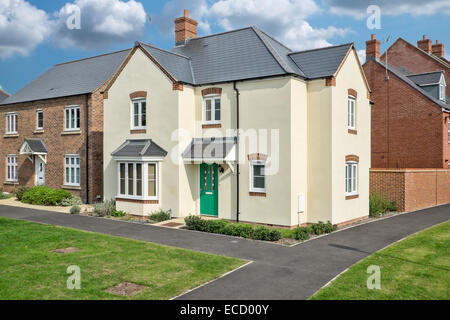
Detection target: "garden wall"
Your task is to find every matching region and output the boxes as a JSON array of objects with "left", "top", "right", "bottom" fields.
[{"left": 370, "top": 169, "right": 450, "bottom": 212}]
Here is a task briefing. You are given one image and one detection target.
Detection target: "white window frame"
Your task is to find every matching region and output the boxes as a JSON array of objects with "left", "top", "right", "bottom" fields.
[
  {"left": 440, "top": 84, "right": 445, "bottom": 101},
  {"left": 6, "top": 155, "right": 18, "bottom": 182},
  {"left": 64, "top": 155, "right": 80, "bottom": 186},
  {"left": 348, "top": 96, "right": 356, "bottom": 130},
  {"left": 131, "top": 98, "right": 147, "bottom": 130},
  {"left": 117, "top": 161, "right": 158, "bottom": 201},
  {"left": 6, "top": 112, "right": 18, "bottom": 134},
  {"left": 36, "top": 109, "right": 43, "bottom": 130},
  {"left": 202, "top": 94, "right": 221, "bottom": 125},
  {"left": 345, "top": 161, "right": 358, "bottom": 196},
  {"left": 64, "top": 105, "right": 80, "bottom": 131},
  {"left": 250, "top": 160, "right": 266, "bottom": 193}
]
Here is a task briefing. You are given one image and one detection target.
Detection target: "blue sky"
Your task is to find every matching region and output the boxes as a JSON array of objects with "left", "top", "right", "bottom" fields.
[{"left": 1, "top": 0, "right": 449, "bottom": 94}]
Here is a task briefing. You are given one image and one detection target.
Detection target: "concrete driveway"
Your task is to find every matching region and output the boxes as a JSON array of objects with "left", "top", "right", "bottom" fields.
[{"left": 0, "top": 203, "right": 448, "bottom": 299}]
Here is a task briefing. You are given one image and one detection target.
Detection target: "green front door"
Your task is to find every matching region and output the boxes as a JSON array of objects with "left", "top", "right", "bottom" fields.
[{"left": 200, "top": 163, "right": 218, "bottom": 216}]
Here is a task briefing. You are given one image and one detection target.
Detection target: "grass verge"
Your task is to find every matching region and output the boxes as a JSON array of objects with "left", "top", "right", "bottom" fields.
[
  {"left": 311, "top": 221, "right": 450, "bottom": 300},
  {"left": 0, "top": 217, "right": 245, "bottom": 299}
]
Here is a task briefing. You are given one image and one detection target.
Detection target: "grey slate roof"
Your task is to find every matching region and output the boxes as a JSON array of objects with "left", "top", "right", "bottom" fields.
[
  {"left": 0, "top": 88, "right": 10, "bottom": 102},
  {"left": 288, "top": 43, "right": 353, "bottom": 79},
  {"left": 1, "top": 49, "right": 131, "bottom": 105},
  {"left": 406, "top": 71, "right": 444, "bottom": 86},
  {"left": 111, "top": 140, "right": 167, "bottom": 158},
  {"left": 182, "top": 137, "right": 237, "bottom": 160},
  {"left": 22, "top": 138, "right": 48, "bottom": 153},
  {"left": 368, "top": 57, "right": 449, "bottom": 111}
]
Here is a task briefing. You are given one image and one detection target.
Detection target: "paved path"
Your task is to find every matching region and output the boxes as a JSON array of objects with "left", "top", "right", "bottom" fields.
[{"left": 0, "top": 203, "right": 448, "bottom": 299}]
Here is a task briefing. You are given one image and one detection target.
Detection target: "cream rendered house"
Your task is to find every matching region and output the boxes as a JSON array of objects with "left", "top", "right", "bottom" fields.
[{"left": 102, "top": 11, "right": 371, "bottom": 227}]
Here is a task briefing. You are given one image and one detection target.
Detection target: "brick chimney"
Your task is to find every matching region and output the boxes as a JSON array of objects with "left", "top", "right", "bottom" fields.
[
  {"left": 366, "top": 34, "right": 380, "bottom": 60},
  {"left": 417, "top": 35, "right": 432, "bottom": 54},
  {"left": 432, "top": 40, "right": 444, "bottom": 57},
  {"left": 174, "top": 9, "right": 198, "bottom": 45}
]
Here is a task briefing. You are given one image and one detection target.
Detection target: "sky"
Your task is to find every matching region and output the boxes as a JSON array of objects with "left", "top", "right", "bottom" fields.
[{"left": 0, "top": 0, "right": 449, "bottom": 94}]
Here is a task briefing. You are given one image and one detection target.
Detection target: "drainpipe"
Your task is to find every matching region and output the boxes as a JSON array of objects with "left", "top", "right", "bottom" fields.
[
  {"left": 85, "top": 94, "right": 90, "bottom": 204},
  {"left": 233, "top": 81, "right": 240, "bottom": 223}
]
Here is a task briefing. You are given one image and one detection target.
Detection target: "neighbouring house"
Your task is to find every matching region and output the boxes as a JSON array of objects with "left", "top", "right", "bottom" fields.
[
  {"left": 363, "top": 34, "right": 450, "bottom": 169},
  {"left": 0, "top": 50, "right": 131, "bottom": 202},
  {"left": 102, "top": 10, "right": 371, "bottom": 227},
  {"left": 0, "top": 88, "right": 10, "bottom": 103}
]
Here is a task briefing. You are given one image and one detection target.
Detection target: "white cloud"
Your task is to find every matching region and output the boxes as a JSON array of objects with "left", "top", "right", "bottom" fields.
[
  {"left": 357, "top": 49, "right": 366, "bottom": 64},
  {"left": 53, "top": 0, "right": 147, "bottom": 50},
  {"left": 0, "top": 0, "right": 53, "bottom": 59},
  {"left": 324, "top": 0, "right": 450, "bottom": 19},
  {"left": 155, "top": 0, "right": 351, "bottom": 51}
]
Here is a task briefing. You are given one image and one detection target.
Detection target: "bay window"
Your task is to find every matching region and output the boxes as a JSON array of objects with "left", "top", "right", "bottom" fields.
[{"left": 118, "top": 161, "right": 158, "bottom": 200}]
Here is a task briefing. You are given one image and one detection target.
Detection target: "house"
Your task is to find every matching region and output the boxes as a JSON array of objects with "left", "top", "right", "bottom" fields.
[
  {"left": 102, "top": 10, "right": 371, "bottom": 227},
  {"left": 0, "top": 50, "right": 130, "bottom": 202},
  {"left": 0, "top": 88, "right": 10, "bottom": 103},
  {"left": 363, "top": 35, "right": 450, "bottom": 169}
]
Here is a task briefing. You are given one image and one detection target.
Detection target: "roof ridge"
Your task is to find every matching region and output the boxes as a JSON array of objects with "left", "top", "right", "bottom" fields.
[
  {"left": 288, "top": 42, "right": 354, "bottom": 56},
  {"left": 141, "top": 42, "right": 191, "bottom": 60},
  {"left": 406, "top": 70, "right": 445, "bottom": 77},
  {"left": 0, "top": 87, "right": 10, "bottom": 96},
  {"left": 176, "top": 26, "right": 254, "bottom": 43},
  {"left": 54, "top": 48, "right": 131, "bottom": 66},
  {"left": 252, "top": 26, "right": 292, "bottom": 52}
]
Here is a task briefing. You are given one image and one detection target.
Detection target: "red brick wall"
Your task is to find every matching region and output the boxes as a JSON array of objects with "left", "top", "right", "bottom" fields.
[
  {"left": 364, "top": 59, "right": 445, "bottom": 168},
  {"left": 370, "top": 169, "right": 450, "bottom": 212},
  {"left": 0, "top": 91, "right": 104, "bottom": 203},
  {"left": 381, "top": 38, "right": 450, "bottom": 98}
]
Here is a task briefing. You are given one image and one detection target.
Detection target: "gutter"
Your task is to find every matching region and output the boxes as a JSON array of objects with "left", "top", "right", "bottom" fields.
[{"left": 233, "top": 81, "right": 240, "bottom": 223}]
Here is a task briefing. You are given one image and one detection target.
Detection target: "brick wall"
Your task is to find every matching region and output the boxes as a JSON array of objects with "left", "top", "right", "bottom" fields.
[
  {"left": 0, "top": 91, "right": 104, "bottom": 203},
  {"left": 364, "top": 59, "right": 447, "bottom": 168},
  {"left": 370, "top": 168, "right": 450, "bottom": 212}
]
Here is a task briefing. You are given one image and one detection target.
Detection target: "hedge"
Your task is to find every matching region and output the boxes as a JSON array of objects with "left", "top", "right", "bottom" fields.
[{"left": 21, "top": 186, "right": 72, "bottom": 206}]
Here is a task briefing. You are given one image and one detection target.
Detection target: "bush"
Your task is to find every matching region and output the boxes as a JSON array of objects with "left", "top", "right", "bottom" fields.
[
  {"left": 61, "top": 196, "right": 82, "bottom": 207},
  {"left": 111, "top": 209, "right": 126, "bottom": 217},
  {"left": 70, "top": 205, "right": 81, "bottom": 214},
  {"left": 15, "top": 187, "right": 31, "bottom": 201},
  {"left": 149, "top": 209, "right": 171, "bottom": 222},
  {"left": 310, "top": 221, "right": 337, "bottom": 235},
  {"left": 184, "top": 216, "right": 281, "bottom": 242},
  {"left": 21, "top": 186, "right": 72, "bottom": 206},
  {"left": 93, "top": 199, "right": 116, "bottom": 217},
  {"left": 0, "top": 192, "right": 13, "bottom": 200},
  {"left": 293, "top": 227, "right": 311, "bottom": 241},
  {"left": 370, "top": 193, "right": 398, "bottom": 217}
]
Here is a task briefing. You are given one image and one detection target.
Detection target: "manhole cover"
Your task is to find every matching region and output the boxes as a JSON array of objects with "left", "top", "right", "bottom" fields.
[
  {"left": 52, "top": 247, "right": 81, "bottom": 254},
  {"left": 105, "top": 282, "right": 148, "bottom": 296},
  {"left": 161, "top": 222, "right": 184, "bottom": 227}
]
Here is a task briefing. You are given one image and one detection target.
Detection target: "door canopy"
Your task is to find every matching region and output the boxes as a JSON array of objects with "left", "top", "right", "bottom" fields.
[{"left": 19, "top": 138, "right": 48, "bottom": 163}]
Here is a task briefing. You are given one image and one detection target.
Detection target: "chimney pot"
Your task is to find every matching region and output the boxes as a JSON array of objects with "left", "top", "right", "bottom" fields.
[
  {"left": 184, "top": 9, "right": 189, "bottom": 17},
  {"left": 418, "top": 36, "right": 432, "bottom": 54},
  {"left": 423, "top": 35, "right": 427, "bottom": 40},
  {"left": 174, "top": 9, "right": 198, "bottom": 45},
  {"left": 436, "top": 40, "right": 439, "bottom": 44},
  {"left": 371, "top": 34, "right": 375, "bottom": 40},
  {"left": 366, "top": 34, "right": 380, "bottom": 60}
]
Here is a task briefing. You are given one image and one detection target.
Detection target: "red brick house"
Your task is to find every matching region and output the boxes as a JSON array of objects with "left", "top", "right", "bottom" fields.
[
  {"left": 0, "top": 50, "right": 130, "bottom": 203},
  {"left": 363, "top": 35, "right": 450, "bottom": 169}
]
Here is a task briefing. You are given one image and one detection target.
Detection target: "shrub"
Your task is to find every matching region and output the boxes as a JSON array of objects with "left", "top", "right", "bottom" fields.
[
  {"left": 0, "top": 192, "right": 13, "bottom": 200},
  {"left": 149, "top": 209, "right": 171, "bottom": 222},
  {"left": 61, "top": 196, "right": 82, "bottom": 207},
  {"left": 111, "top": 209, "right": 126, "bottom": 217},
  {"left": 21, "top": 186, "right": 72, "bottom": 206},
  {"left": 185, "top": 216, "right": 208, "bottom": 231},
  {"left": 15, "top": 187, "right": 31, "bottom": 201},
  {"left": 293, "top": 227, "right": 311, "bottom": 241},
  {"left": 93, "top": 199, "right": 116, "bottom": 217},
  {"left": 70, "top": 205, "right": 81, "bottom": 214},
  {"left": 310, "top": 221, "right": 337, "bottom": 235},
  {"left": 369, "top": 193, "right": 398, "bottom": 217}
]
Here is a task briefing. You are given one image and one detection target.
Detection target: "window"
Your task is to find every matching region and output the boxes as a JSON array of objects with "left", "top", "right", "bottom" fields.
[
  {"left": 250, "top": 160, "right": 266, "bottom": 193},
  {"left": 65, "top": 106, "right": 80, "bottom": 131},
  {"left": 440, "top": 84, "right": 446, "bottom": 101},
  {"left": 132, "top": 99, "right": 146, "bottom": 129},
  {"left": 36, "top": 110, "right": 43, "bottom": 130},
  {"left": 118, "top": 162, "right": 158, "bottom": 199},
  {"left": 6, "top": 112, "right": 18, "bottom": 134},
  {"left": 6, "top": 155, "right": 18, "bottom": 182},
  {"left": 203, "top": 95, "right": 221, "bottom": 124},
  {"left": 348, "top": 96, "right": 356, "bottom": 130},
  {"left": 345, "top": 162, "right": 358, "bottom": 195},
  {"left": 65, "top": 155, "right": 80, "bottom": 186}
]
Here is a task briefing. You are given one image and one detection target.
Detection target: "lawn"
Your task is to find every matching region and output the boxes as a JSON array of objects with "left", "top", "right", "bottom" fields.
[
  {"left": 0, "top": 217, "right": 245, "bottom": 299},
  {"left": 311, "top": 221, "right": 450, "bottom": 300}
]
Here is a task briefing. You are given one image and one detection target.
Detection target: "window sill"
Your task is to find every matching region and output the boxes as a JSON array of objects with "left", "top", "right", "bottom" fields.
[
  {"left": 348, "top": 129, "right": 357, "bottom": 135},
  {"left": 4, "top": 181, "right": 19, "bottom": 185},
  {"left": 61, "top": 130, "right": 81, "bottom": 135},
  {"left": 4, "top": 134, "right": 19, "bottom": 138},
  {"left": 249, "top": 191, "right": 266, "bottom": 197},
  {"left": 62, "top": 185, "right": 81, "bottom": 190},
  {"left": 130, "top": 129, "right": 147, "bottom": 134},
  {"left": 34, "top": 130, "right": 44, "bottom": 134},
  {"left": 202, "top": 123, "right": 222, "bottom": 129},
  {"left": 116, "top": 197, "right": 159, "bottom": 204},
  {"left": 345, "top": 194, "right": 359, "bottom": 200}
]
